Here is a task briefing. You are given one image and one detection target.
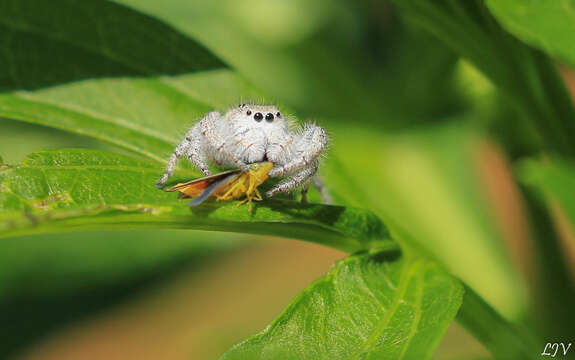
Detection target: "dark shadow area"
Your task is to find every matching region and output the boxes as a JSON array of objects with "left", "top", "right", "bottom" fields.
[
  {"left": 187, "top": 197, "right": 347, "bottom": 229},
  {"left": 255, "top": 199, "right": 346, "bottom": 225},
  {"left": 370, "top": 248, "right": 402, "bottom": 264},
  {"left": 0, "top": 0, "right": 226, "bottom": 92}
]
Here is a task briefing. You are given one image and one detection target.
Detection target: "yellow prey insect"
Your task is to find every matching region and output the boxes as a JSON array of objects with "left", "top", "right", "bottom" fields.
[{"left": 166, "top": 162, "right": 273, "bottom": 210}]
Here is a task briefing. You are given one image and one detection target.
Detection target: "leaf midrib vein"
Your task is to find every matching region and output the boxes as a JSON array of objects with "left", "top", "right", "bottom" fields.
[
  {"left": 352, "top": 259, "right": 422, "bottom": 359},
  {"left": 396, "top": 264, "right": 424, "bottom": 358}
]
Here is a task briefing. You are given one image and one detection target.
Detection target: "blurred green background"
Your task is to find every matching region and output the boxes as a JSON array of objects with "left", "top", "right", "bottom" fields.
[{"left": 2, "top": 0, "right": 575, "bottom": 358}]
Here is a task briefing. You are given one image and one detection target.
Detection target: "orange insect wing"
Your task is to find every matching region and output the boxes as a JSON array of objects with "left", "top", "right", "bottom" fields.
[{"left": 166, "top": 170, "right": 240, "bottom": 197}]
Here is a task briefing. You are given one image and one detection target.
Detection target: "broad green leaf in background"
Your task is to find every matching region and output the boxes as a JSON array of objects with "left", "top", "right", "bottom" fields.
[
  {"left": 0, "top": 0, "right": 225, "bottom": 91},
  {"left": 221, "top": 250, "right": 463, "bottom": 360},
  {"left": 486, "top": 0, "right": 575, "bottom": 69},
  {"left": 0, "top": 149, "right": 389, "bottom": 253}
]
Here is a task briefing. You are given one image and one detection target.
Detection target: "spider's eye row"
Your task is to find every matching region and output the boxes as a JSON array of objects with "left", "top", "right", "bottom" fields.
[
  {"left": 254, "top": 112, "right": 263, "bottom": 121},
  {"left": 246, "top": 110, "right": 252, "bottom": 116},
  {"left": 265, "top": 113, "right": 274, "bottom": 122}
]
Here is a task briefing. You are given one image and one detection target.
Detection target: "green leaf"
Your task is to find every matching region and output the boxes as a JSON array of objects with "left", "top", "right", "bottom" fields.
[
  {"left": 220, "top": 250, "right": 463, "bottom": 360},
  {"left": 0, "top": 149, "right": 390, "bottom": 253},
  {"left": 0, "top": 0, "right": 225, "bottom": 91},
  {"left": 486, "top": 0, "right": 575, "bottom": 69}
]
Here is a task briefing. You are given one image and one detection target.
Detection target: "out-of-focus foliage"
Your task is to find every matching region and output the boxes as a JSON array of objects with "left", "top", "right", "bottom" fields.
[
  {"left": 486, "top": 0, "right": 575, "bottom": 69},
  {"left": 0, "top": 229, "right": 245, "bottom": 357}
]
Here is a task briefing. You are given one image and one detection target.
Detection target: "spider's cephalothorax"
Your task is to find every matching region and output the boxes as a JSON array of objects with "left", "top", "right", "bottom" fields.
[{"left": 156, "top": 104, "right": 330, "bottom": 202}]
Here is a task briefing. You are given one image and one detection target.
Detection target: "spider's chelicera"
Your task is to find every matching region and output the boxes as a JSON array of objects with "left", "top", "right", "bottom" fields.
[{"left": 156, "top": 104, "right": 330, "bottom": 202}]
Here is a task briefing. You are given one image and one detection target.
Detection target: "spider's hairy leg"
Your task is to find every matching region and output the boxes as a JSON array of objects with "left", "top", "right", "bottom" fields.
[
  {"left": 266, "top": 161, "right": 319, "bottom": 198},
  {"left": 201, "top": 111, "right": 249, "bottom": 171},
  {"left": 156, "top": 114, "right": 217, "bottom": 188},
  {"left": 269, "top": 123, "right": 327, "bottom": 178},
  {"left": 186, "top": 122, "right": 212, "bottom": 176},
  {"left": 155, "top": 123, "right": 211, "bottom": 188}
]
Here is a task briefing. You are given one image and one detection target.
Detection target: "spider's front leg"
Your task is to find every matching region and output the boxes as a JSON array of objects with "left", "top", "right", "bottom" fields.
[
  {"left": 201, "top": 112, "right": 250, "bottom": 172},
  {"left": 155, "top": 122, "right": 211, "bottom": 188},
  {"left": 268, "top": 123, "right": 327, "bottom": 178},
  {"left": 266, "top": 161, "right": 319, "bottom": 199}
]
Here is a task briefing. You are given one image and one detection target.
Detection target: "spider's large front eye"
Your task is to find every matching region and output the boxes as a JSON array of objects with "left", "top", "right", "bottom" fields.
[
  {"left": 265, "top": 113, "right": 274, "bottom": 122},
  {"left": 254, "top": 112, "right": 263, "bottom": 122}
]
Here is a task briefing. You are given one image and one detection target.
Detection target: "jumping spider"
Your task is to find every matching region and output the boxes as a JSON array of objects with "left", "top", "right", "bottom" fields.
[{"left": 156, "top": 104, "right": 330, "bottom": 202}]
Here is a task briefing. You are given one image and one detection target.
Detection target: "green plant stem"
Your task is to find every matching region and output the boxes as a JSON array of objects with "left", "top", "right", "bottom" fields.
[
  {"left": 456, "top": 284, "right": 539, "bottom": 360},
  {"left": 520, "top": 187, "right": 575, "bottom": 339}
]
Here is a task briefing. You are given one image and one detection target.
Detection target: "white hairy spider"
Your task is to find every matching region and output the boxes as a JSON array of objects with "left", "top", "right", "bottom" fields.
[{"left": 156, "top": 104, "right": 330, "bottom": 202}]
